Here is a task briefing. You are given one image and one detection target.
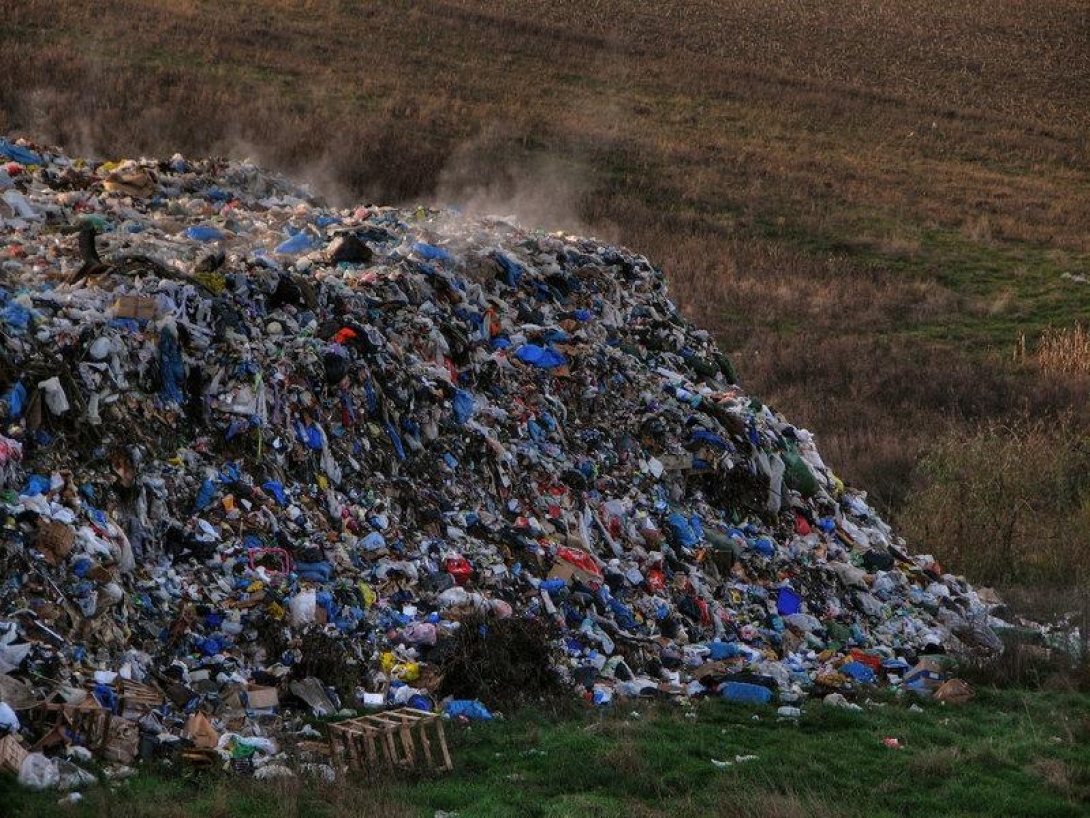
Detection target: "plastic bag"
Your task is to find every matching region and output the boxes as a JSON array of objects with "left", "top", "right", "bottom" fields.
[
  {"left": 19, "top": 753, "right": 59, "bottom": 789},
  {"left": 289, "top": 589, "right": 317, "bottom": 626},
  {"left": 445, "top": 699, "right": 492, "bottom": 720},
  {"left": 0, "top": 701, "right": 19, "bottom": 730},
  {"left": 514, "top": 344, "right": 567, "bottom": 369},
  {"left": 37, "top": 377, "right": 70, "bottom": 416},
  {"left": 56, "top": 759, "right": 96, "bottom": 790}
]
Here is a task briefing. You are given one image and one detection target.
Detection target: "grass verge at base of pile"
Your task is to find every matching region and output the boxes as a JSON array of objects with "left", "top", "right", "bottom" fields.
[{"left": 5, "top": 688, "right": 1089, "bottom": 818}]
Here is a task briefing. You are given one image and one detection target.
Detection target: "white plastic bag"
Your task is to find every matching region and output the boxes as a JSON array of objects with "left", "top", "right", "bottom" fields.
[
  {"left": 289, "top": 589, "right": 316, "bottom": 626},
  {"left": 19, "top": 752, "right": 60, "bottom": 790},
  {"left": 37, "top": 376, "right": 70, "bottom": 415},
  {"left": 0, "top": 701, "right": 19, "bottom": 730}
]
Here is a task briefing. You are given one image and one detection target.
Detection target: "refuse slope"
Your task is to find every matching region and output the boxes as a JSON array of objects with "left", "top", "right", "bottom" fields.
[{"left": 0, "top": 137, "right": 1002, "bottom": 718}]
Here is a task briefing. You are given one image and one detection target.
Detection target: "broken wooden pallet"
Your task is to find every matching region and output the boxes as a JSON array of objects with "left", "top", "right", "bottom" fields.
[{"left": 328, "top": 707, "right": 452, "bottom": 773}]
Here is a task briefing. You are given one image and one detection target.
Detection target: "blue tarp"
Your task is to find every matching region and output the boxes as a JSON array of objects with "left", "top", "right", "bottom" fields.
[
  {"left": 445, "top": 699, "right": 492, "bottom": 720},
  {"left": 515, "top": 344, "right": 567, "bottom": 369},
  {"left": 0, "top": 140, "right": 42, "bottom": 165},
  {"left": 721, "top": 682, "right": 772, "bottom": 705}
]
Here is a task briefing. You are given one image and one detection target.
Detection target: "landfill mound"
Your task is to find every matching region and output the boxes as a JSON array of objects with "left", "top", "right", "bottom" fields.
[{"left": 0, "top": 137, "right": 1004, "bottom": 776}]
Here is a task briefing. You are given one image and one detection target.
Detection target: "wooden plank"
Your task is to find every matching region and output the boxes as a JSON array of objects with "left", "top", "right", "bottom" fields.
[
  {"left": 363, "top": 728, "right": 379, "bottom": 766},
  {"left": 399, "top": 723, "right": 416, "bottom": 767},
  {"left": 417, "top": 720, "right": 435, "bottom": 768},
  {"left": 435, "top": 718, "right": 453, "bottom": 771},
  {"left": 383, "top": 726, "right": 399, "bottom": 767},
  {"left": 330, "top": 732, "right": 347, "bottom": 773}
]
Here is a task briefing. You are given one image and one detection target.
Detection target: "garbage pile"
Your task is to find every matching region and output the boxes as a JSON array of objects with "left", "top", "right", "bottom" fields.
[{"left": 0, "top": 136, "right": 1004, "bottom": 786}]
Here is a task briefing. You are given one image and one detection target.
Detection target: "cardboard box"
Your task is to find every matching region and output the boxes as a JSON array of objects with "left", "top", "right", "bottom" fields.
[
  {"left": 103, "top": 717, "right": 139, "bottom": 763},
  {"left": 183, "top": 712, "right": 220, "bottom": 749},
  {"left": 112, "top": 295, "right": 159, "bottom": 321},
  {"left": 246, "top": 686, "right": 280, "bottom": 710}
]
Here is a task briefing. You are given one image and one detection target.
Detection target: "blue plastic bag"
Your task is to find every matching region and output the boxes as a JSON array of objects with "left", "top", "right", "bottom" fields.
[
  {"left": 495, "top": 253, "right": 525, "bottom": 287},
  {"left": 184, "top": 225, "right": 224, "bottom": 242},
  {"left": 452, "top": 389, "right": 475, "bottom": 424},
  {"left": 750, "top": 536, "right": 775, "bottom": 557},
  {"left": 721, "top": 682, "right": 772, "bottom": 705},
  {"left": 3, "top": 382, "right": 26, "bottom": 418},
  {"left": 385, "top": 422, "right": 406, "bottom": 460},
  {"left": 0, "top": 139, "right": 42, "bottom": 165},
  {"left": 23, "top": 474, "right": 51, "bottom": 496},
  {"left": 0, "top": 303, "right": 32, "bottom": 334},
  {"left": 445, "top": 699, "right": 492, "bottom": 720},
  {"left": 708, "top": 641, "right": 743, "bottom": 661},
  {"left": 665, "top": 512, "right": 700, "bottom": 548},
  {"left": 262, "top": 481, "right": 288, "bottom": 506},
  {"left": 412, "top": 242, "right": 453, "bottom": 263},
  {"left": 777, "top": 587, "right": 802, "bottom": 616},
  {"left": 275, "top": 231, "right": 316, "bottom": 254},
  {"left": 194, "top": 479, "right": 217, "bottom": 512},
  {"left": 841, "top": 661, "right": 876, "bottom": 684},
  {"left": 515, "top": 344, "right": 567, "bottom": 369}
]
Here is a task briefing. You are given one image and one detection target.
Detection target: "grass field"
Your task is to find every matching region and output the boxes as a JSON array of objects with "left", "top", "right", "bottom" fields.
[{"left": 6, "top": 688, "right": 1090, "bottom": 818}]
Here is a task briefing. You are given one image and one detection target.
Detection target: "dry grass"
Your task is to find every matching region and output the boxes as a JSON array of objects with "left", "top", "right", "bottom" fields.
[
  {"left": 901, "top": 419, "right": 1090, "bottom": 589},
  {"left": 3, "top": 0, "right": 1090, "bottom": 581},
  {"left": 1029, "top": 759, "right": 1076, "bottom": 797},
  {"left": 715, "top": 789, "right": 849, "bottom": 818},
  {"left": 1033, "top": 325, "right": 1090, "bottom": 377},
  {"left": 908, "top": 746, "right": 963, "bottom": 779}
]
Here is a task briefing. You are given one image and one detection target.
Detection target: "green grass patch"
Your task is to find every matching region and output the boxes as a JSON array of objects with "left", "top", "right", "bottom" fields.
[{"left": 5, "top": 688, "right": 1089, "bottom": 818}]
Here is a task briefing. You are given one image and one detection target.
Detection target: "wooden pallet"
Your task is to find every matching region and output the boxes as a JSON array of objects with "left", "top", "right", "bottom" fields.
[
  {"left": 84, "top": 678, "right": 165, "bottom": 718},
  {"left": 31, "top": 698, "right": 112, "bottom": 754},
  {"left": 0, "top": 733, "right": 29, "bottom": 775},
  {"left": 328, "top": 707, "right": 452, "bottom": 773}
]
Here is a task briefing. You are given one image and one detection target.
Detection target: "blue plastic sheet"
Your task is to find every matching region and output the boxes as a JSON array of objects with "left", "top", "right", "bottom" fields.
[
  {"left": 666, "top": 512, "right": 700, "bottom": 548},
  {"left": 0, "top": 139, "right": 42, "bottom": 165},
  {"left": 412, "top": 241, "right": 454, "bottom": 263},
  {"left": 275, "top": 231, "right": 316, "bottom": 254},
  {"left": 841, "top": 661, "right": 876, "bottom": 684},
  {"left": 721, "top": 682, "right": 772, "bottom": 705},
  {"left": 777, "top": 587, "right": 802, "bottom": 616},
  {"left": 262, "top": 481, "right": 288, "bottom": 506},
  {"left": 184, "top": 225, "right": 224, "bottom": 242},
  {"left": 194, "top": 479, "right": 217, "bottom": 512},
  {"left": 445, "top": 699, "right": 492, "bottom": 720},
  {"left": 297, "top": 561, "right": 334, "bottom": 582},
  {"left": 3, "top": 382, "right": 26, "bottom": 418},
  {"left": 23, "top": 474, "right": 51, "bottom": 496},
  {"left": 0, "top": 303, "right": 32, "bottom": 333},
  {"left": 515, "top": 344, "right": 567, "bottom": 369},
  {"left": 495, "top": 253, "right": 525, "bottom": 287},
  {"left": 691, "top": 429, "right": 729, "bottom": 450},
  {"left": 452, "top": 389, "right": 475, "bottom": 424}
]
